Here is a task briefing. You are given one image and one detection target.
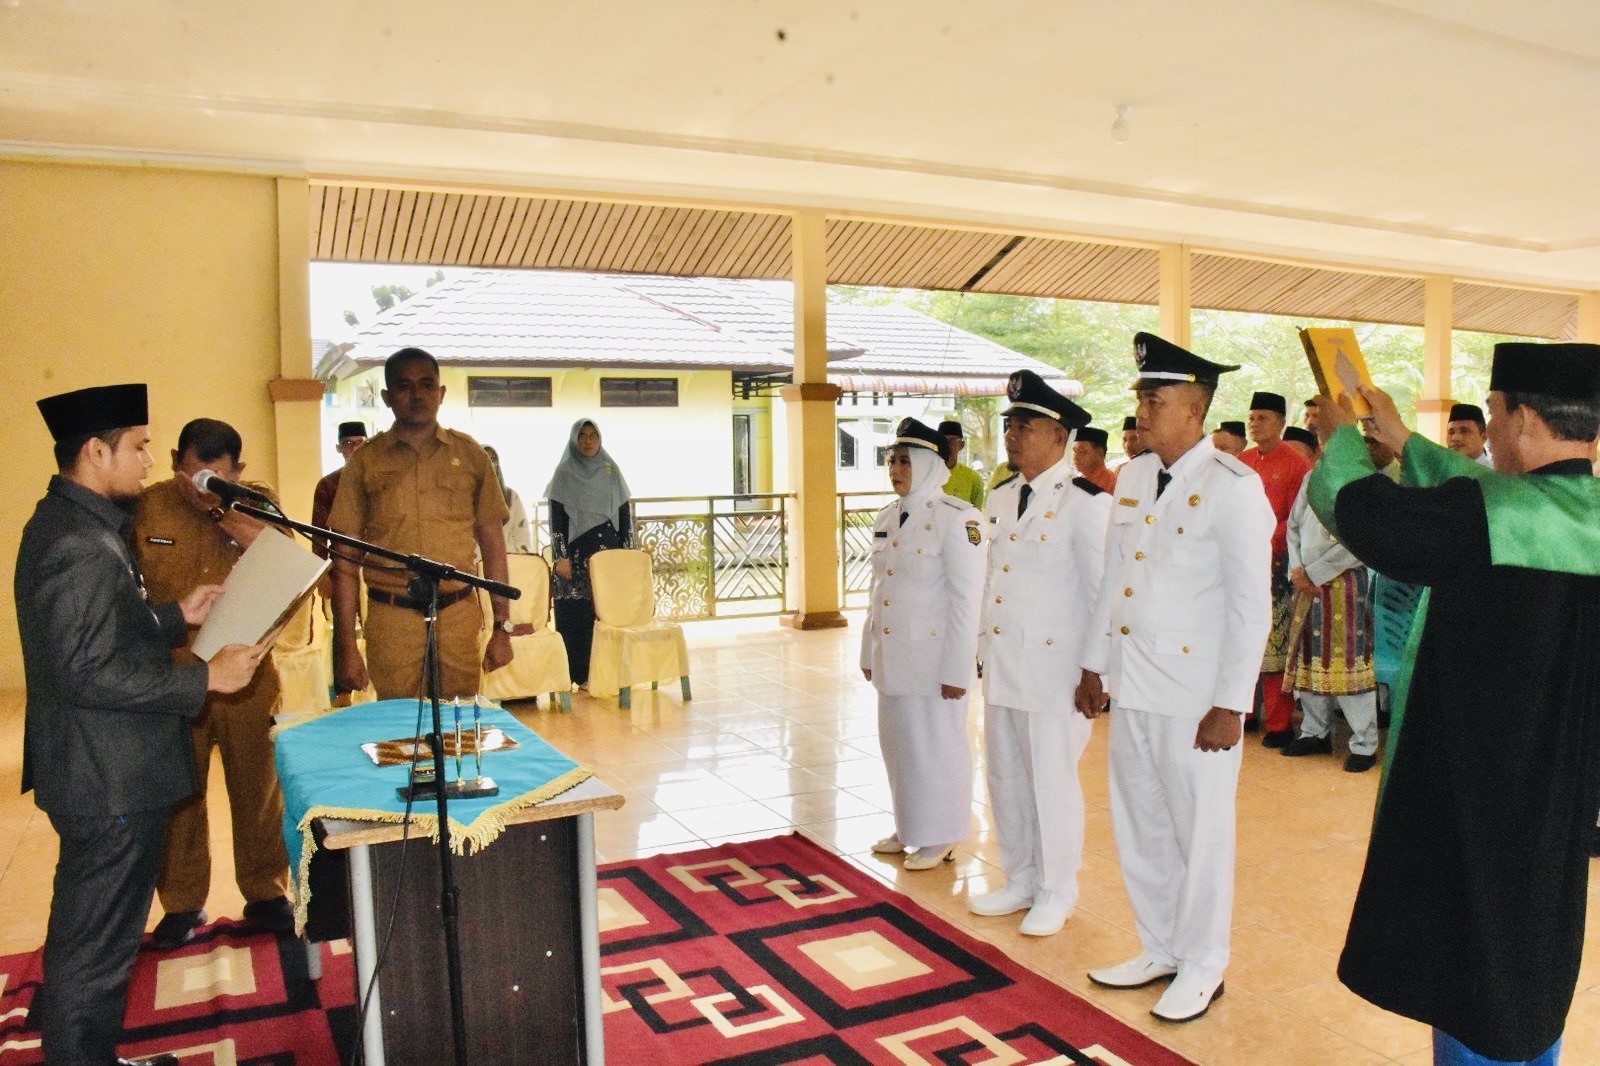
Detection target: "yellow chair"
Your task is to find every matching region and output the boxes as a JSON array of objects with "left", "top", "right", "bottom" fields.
[
  {"left": 586, "top": 548, "right": 691, "bottom": 709},
  {"left": 479, "top": 553, "right": 573, "bottom": 711}
]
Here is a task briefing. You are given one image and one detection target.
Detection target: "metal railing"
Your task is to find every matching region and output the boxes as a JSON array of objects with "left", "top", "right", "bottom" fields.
[
  {"left": 839, "top": 491, "right": 894, "bottom": 610},
  {"left": 531, "top": 494, "right": 795, "bottom": 620},
  {"left": 528, "top": 491, "right": 894, "bottom": 620}
]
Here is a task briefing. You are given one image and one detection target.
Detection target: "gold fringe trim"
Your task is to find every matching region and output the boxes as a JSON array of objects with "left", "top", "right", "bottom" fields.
[{"left": 289, "top": 765, "right": 594, "bottom": 936}]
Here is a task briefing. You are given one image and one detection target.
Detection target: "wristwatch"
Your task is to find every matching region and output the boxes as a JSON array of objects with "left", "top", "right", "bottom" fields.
[{"left": 496, "top": 619, "right": 515, "bottom": 634}]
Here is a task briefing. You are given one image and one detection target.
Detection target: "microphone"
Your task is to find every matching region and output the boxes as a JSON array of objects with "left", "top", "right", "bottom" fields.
[{"left": 193, "top": 469, "right": 279, "bottom": 512}]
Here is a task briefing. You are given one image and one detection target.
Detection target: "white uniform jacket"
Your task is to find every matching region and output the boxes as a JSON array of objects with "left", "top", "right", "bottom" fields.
[
  {"left": 1082, "top": 439, "right": 1274, "bottom": 719},
  {"left": 979, "top": 454, "right": 1113, "bottom": 714},
  {"left": 860, "top": 493, "right": 987, "bottom": 694}
]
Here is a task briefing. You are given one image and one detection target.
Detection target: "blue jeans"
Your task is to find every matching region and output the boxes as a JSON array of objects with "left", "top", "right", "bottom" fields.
[{"left": 1434, "top": 1029, "right": 1561, "bottom": 1066}]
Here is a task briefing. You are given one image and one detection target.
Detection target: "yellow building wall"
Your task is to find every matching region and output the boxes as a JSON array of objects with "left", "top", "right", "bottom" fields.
[
  {"left": 0, "top": 161, "right": 284, "bottom": 691},
  {"left": 325, "top": 366, "right": 740, "bottom": 501}
]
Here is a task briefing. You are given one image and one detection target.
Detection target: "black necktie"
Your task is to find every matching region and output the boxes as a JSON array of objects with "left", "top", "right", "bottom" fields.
[
  {"left": 899, "top": 510, "right": 908, "bottom": 527},
  {"left": 1018, "top": 484, "right": 1033, "bottom": 518},
  {"left": 1156, "top": 470, "right": 1172, "bottom": 499}
]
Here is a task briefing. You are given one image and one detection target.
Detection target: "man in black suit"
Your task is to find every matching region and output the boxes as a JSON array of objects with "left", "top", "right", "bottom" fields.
[{"left": 17, "top": 383, "right": 263, "bottom": 1066}]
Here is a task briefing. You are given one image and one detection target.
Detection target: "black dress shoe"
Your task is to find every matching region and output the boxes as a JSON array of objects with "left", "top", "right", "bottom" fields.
[
  {"left": 151, "top": 909, "right": 206, "bottom": 950},
  {"left": 117, "top": 1054, "right": 179, "bottom": 1066},
  {"left": 1282, "top": 734, "right": 1333, "bottom": 757},
  {"left": 1344, "top": 753, "right": 1377, "bottom": 773},
  {"left": 243, "top": 895, "right": 295, "bottom": 935},
  {"left": 1261, "top": 730, "right": 1293, "bottom": 749}
]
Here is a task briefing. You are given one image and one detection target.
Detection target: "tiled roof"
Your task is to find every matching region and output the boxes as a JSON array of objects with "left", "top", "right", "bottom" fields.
[{"left": 335, "top": 270, "right": 1072, "bottom": 391}]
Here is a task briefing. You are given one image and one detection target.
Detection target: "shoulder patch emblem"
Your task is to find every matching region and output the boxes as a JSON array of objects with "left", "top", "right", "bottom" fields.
[{"left": 965, "top": 520, "right": 982, "bottom": 546}]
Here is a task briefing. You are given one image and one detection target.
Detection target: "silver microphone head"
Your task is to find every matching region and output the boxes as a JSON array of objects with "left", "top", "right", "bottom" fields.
[{"left": 192, "top": 469, "right": 221, "bottom": 494}]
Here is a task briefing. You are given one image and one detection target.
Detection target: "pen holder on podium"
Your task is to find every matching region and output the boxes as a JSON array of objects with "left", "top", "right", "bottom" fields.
[{"left": 398, "top": 767, "right": 500, "bottom": 802}]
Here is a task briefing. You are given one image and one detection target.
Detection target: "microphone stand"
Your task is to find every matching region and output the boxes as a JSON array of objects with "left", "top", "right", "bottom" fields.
[{"left": 228, "top": 498, "right": 516, "bottom": 1066}]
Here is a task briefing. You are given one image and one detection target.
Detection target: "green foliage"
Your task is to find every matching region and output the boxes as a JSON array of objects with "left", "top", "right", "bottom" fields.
[
  {"left": 343, "top": 309, "right": 360, "bottom": 327},
  {"left": 830, "top": 285, "right": 1531, "bottom": 451},
  {"left": 371, "top": 283, "right": 416, "bottom": 312},
  {"left": 426, "top": 269, "right": 446, "bottom": 288}
]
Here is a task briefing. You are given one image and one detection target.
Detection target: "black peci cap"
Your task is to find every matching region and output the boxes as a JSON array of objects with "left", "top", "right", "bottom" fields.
[
  {"left": 1283, "top": 426, "right": 1319, "bottom": 451},
  {"left": 1489, "top": 342, "right": 1600, "bottom": 399},
  {"left": 1077, "top": 426, "right": 1109, "bottom": 449},
  {"left": 338, "top": 420, "right": 368, "bottom": 441},
  {"left": 36, "top": 383, "right": 148, "bottom": 442},
  {"left": 1250, "top": 391, "right": 1288, "bottom": 415},
  {"left": 937, "top": 419, "right": 964, "bottom": 438},
  {"left": 1217, "top": 420, "right": 1246, "bottom": 438},
  {"left": 1122, "top": 416, "right": 1139, "bottom": 432}
]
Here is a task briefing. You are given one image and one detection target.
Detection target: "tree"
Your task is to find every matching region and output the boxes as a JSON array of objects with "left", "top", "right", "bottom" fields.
[
  {"left": 372, "top": 283, "right": 416, "bottom": 312},
  {"left": 343, "top": 309, "right": 360, "bottom": 327}
]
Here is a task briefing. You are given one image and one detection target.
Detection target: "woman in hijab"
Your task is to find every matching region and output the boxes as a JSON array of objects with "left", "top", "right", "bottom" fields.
[
  {"left": 859, "top": 418, "right": 986, "bottom": 871},
  {"left": 546, "top": 419, "right": 632, "bottom": 686},
  {"left": 484, "top": 445, "right": 534, "bottom": 554}
]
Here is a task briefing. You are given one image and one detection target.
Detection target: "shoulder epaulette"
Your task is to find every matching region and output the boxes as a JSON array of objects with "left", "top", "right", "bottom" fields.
[
  {"left": 937, "top": 495, "right": 967, "bottom": 509},
  {"left": 991, "top": 473, "right": 1019, "bottom": 490},
  {"left": 1072, "top": 476, "right": 1107, "bottom": 496},
  {"left": 1213, "top": 451, "right": 1254, "bottom": 477}
]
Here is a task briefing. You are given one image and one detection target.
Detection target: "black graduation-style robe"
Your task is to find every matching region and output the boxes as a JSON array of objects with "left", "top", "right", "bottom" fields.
[{"left": 1309, "top": 428, "right": 1600, "bottom": 1060}]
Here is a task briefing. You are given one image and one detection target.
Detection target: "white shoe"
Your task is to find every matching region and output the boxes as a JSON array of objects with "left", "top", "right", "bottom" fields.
[
  {"left": 1018, "top": 895, "right": 1073, "bottom": 936},
  {"left": 871, "top": 834, "right": 906, "bottom": 855},
  {"left": 968, "top": 884, "right": 1034, "bottom": 917},
  {"left": 1087, "top": 952, "right": 1180, "bottom": 989},
  {"left": 902, "top": 844, "right": 956, "bottom": 871},
  {"left": 1151, "top": 971, "right": 1225, "bottom": 1022}
]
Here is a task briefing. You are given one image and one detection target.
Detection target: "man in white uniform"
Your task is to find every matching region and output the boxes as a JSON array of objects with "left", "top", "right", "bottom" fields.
[
  {"left": 861, "top": 418, "right": 987, "bottom": 870},
  {"left": 970, "top": 370, "right": 1111, "bottom": 937},
  {"left": 1075, "top": 333, "right": 1273, "bottom": 1022}
]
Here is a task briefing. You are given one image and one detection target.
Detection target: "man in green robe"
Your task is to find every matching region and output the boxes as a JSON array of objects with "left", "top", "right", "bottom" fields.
[{"left": 1308, "top": 342, "right": 1600, "bottom": 1065}]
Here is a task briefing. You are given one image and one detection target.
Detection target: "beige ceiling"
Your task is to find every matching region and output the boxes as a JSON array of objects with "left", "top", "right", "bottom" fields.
[{"left": 5, "top": 1, "right": 1599, "bottom": 309}]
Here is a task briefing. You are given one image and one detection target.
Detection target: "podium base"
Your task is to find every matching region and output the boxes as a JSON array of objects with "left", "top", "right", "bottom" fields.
[{"left": 397, "top": 776, "right": 500, "bottom": 802}]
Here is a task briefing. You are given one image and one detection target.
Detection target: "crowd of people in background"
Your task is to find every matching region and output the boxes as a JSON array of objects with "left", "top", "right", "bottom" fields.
[{"left": 872, "top": 333, "right": 1600, "bottom": 1064}]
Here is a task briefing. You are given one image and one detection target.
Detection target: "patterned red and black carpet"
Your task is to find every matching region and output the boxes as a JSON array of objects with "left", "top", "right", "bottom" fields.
[
  {"left": 1, "top": 834, "right": 1192, "bottom": 1064},
  {"left": 0, "top": 918, "right": 357, "bottom": 1064},
  {"left": 600, "top": 833, "right": 1192, "bottom": 1065}
]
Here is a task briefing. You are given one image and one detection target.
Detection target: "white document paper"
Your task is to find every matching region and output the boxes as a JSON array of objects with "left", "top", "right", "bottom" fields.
[{"left": 192, "top": 531, "right": 330, "bottom": 661}]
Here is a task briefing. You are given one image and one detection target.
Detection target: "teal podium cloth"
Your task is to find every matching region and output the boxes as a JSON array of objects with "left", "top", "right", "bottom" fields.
[{"left": 274, "top": 699, "right": 592, "bottom": 933}]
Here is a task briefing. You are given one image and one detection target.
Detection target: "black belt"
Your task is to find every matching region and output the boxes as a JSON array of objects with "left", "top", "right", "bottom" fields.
[{"left": 367, "top": 586, "right": 474, "bottom": 612}]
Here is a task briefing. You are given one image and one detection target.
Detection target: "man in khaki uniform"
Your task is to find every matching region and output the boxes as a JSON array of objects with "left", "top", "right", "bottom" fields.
[
  {"left": 329, "top": 347, "right": 514, "bottom": 699},
  {"left": 134, "top": 418, "right": 293, "bottom": 948}
]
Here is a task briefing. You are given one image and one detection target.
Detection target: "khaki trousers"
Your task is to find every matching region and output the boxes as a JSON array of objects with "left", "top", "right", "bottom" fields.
[
  {"left": 364, "top": 594, "right": 484, "bottom": 700},
  {"left": 157, "top": 663, "right": 289, "bottom": 912}
]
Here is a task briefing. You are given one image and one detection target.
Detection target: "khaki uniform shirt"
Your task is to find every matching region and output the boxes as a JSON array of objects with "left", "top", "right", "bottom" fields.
[
  {"left": 327, "top": 425, "right": 509, "bottom": 596},
  {"left": 133, "top": 477, "right": 282, "bottom": 700}
]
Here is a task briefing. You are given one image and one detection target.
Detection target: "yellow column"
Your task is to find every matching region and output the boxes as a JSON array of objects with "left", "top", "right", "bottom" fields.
[
  {"left": 272, "top": 177, "right": 325, "bottom": 513},
  {"left": 1417, "top": 276, "right": 1453, "bottom": 443},
  {"left": 1577, "top": 292, "right": 1600, "bottom": 343},
  {"left": 1158, "top": 244, "right": 1192, "bottom": 348},
  {"left": 780, "top": 209, "right": 846, "bottom": 630}
]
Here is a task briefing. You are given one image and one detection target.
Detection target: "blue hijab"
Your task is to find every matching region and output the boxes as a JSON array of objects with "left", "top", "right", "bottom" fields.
[{"left": 545, "top": 419, "right": 630, "bottom": 540}]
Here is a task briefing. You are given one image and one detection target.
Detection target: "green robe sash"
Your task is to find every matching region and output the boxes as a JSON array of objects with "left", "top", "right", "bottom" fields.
[{"left": 1308, "top": 426, "right": 1600, "bottom": 794}]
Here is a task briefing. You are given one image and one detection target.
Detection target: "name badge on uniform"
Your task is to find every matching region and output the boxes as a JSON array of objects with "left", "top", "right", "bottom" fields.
[
  {"left": 1117, "top": 497, "right": 1138, "bottom": 508},
  {"left": 874, "top": 530, "right": 888, "bottom": 538},
  {"left": 144, "top": 536, "right": 175, "bottom": 545}
]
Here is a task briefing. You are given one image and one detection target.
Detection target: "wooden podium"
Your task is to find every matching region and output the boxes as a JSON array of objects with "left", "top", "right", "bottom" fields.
[{"left": 306, "top": 777, "right": 624, "bottom": 1065}]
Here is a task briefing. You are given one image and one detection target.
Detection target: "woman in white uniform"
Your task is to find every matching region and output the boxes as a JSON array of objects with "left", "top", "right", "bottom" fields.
[{"left": 860, "top": 418, "right": 987, "bottom": 870}]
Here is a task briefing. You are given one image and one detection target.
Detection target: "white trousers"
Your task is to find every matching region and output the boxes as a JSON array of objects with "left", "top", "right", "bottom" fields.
[
  {"left": 1296, "top": 690, "right": 1379, "bottom": 756},
  {"left": 1108, "top": 703, "right": 1241, "bottom": 980},
  {"left": 983, "top": 704, "right": 1091, "bottom": 906},
  {"left": 878, "top": 693, "right": 973, "bottom": 848}
]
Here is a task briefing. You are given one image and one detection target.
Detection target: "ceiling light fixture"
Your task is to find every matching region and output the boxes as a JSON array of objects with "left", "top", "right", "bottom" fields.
[{"left": 1110, "top": 105, "right": 1131, "bottom": 144}]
